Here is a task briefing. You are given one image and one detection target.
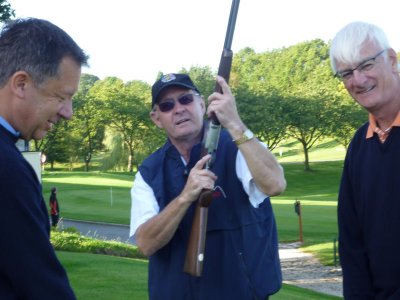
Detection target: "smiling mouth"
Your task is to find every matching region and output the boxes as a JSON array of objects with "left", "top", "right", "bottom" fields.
[{"left": 357, "top": 85, "right": 375, "bottom": 94}]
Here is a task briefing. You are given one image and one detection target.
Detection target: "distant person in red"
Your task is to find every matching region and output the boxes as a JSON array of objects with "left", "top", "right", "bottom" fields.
[{"left": 49, "top": 187, "right": 60, "bottom": 227}]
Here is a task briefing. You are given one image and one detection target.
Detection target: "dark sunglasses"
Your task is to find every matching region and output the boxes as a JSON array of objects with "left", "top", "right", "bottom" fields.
[{"left": 157, "top": 93, "right": 197, "bottom": 112}]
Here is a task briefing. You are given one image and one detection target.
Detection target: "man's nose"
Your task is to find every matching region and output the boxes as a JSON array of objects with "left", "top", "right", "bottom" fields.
[
  {"left": 352, "top": 69, "right": 368, "bottom": 83},
  {"left": 59, "top": 99, "right": 73, "bottom": 120}
]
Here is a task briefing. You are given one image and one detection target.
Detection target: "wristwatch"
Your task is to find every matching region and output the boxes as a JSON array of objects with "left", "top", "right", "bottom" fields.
[{"left": 233, "top": 129, "right": 254, "bottom": 146}]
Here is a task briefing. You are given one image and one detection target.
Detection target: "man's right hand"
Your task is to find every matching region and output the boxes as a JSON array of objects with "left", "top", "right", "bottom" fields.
[{"left": 180, "top": 154, "right": 218, "bottom": 204}]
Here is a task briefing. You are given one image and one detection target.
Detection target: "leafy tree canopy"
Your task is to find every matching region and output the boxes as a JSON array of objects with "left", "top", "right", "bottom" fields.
[{"left": 0, "top": 0, "right": 14, "bottom": 22}]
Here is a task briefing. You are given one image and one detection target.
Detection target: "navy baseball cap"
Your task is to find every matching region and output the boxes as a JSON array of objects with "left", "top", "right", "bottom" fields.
[{"left": 151, "top": 73, "right": 200, "bottom": 107}]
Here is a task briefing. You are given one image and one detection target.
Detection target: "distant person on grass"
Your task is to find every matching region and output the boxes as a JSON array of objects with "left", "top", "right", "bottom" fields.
[
  {"left": 129, "top": 73, "right": 286, "bottom": 299},
  {"left": 0, "top": 18, "right": 88, "bottom": 299},
  {"left": 49, "top": 187, "right": 60, "bottom": 227},
  {"left": 330, "top": 21, "right": 400, "bottom": 299}
]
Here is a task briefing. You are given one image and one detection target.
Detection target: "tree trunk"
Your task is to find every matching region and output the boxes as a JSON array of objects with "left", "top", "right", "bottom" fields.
[
  {"left": 128, "top": 145, "right": 134, "bottom": 173},
  {"left": 302, "top": 142, "right": 311, "bottom": 171}
]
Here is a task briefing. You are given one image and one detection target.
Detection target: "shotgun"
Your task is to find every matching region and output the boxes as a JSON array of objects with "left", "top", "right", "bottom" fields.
[{"left": 183, "top": 0, "right": 240, "bottom": 277}]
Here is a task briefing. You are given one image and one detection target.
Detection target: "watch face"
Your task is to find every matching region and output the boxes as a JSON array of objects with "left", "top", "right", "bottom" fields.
[
  {"left": 234, "top": 129, "right": 254, "bottom": 146},
  {"left": 244, "top": 129, "right": 254, "bottom": 139}
]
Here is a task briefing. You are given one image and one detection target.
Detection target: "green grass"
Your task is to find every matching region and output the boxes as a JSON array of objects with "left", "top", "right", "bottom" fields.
[
  {"left": 273, "top": 138, "right": 346, "bottom": 163},
  {"left": 302, "top": 241, "right": 340, "bottom": 266},
  {"left": 42, "top": 171, "right": 134, "bottom": 224},
  {"left": 271, "top": 284, "right": 341, "bottom": 299},
  {"left": 57, "top": 251, "right": 148, "bottom": 300},
  {"left": 271, "top": 161, "right": 342, "bottom": 264},
  {"left": 273, "top": 160, "right": 342, "bottom": 242},
  {"left": 58, "top": 251, "right": 340, "bottom": 300},
  {"left": 42, "top": 160, "right": 343, "bottom": 265}
]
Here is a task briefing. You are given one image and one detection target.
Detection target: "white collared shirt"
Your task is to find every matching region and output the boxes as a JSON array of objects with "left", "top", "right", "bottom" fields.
[{"left": 0, "top": 116, "right": 20, "bottom": 137}]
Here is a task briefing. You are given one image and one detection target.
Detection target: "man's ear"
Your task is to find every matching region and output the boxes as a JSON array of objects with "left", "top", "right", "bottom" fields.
[
  {"left": 386, "top": 48, "right": 399, "bottom": 71},
  {"left": 10, "top": 71, "right": 30, "bottom": 98},
  {"left": 150, "top": 109, "right": 164, "bottom": 129},
  {"left": 199, "top": 95, "right": 206, "bottom": 114}
]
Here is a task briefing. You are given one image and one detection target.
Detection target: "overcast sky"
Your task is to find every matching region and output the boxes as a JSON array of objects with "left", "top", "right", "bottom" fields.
[{"left": 7, "top": 0, "right": 400, "bottom": 84}]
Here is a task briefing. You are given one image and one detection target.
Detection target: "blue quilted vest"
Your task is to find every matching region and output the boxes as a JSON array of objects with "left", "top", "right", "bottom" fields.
[{"left": 139, "top": 128, "right": 282, "bottom": 300}]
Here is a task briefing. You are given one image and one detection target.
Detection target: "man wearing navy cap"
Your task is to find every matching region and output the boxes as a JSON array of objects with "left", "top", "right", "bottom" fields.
[{"left": 130, "top": 73, "right": 286, "bottom": 299}]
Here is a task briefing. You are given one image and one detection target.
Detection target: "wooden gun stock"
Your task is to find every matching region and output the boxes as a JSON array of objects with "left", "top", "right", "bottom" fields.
[
  {"left": 183, "top": 189, "right": 213, "bottom": 276},
  {"left": 183, "top": 0, "right": 240, "bottom": 277}
]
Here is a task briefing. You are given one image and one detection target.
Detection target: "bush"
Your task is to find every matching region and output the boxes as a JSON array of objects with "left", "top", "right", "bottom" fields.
[{"left": 50, "top": 230, "right": 147, "bottom": 260}]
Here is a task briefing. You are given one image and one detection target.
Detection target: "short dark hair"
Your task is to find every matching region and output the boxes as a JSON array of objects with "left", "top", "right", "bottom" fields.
[{"left": 0, "top": 17, "right": 89, "bottom": 87}]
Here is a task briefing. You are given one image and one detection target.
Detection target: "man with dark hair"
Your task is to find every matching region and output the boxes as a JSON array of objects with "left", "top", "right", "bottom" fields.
[
  {"left": 0, "top": 18, "right": 88, "bottom": 299},
  {"left": 130, "top": 73, "right": 286, "bottom": 299}
]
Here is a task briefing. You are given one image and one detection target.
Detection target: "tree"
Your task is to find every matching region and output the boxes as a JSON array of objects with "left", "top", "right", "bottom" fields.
[
  {"left": 245, "top": 39, "right": 340, "bottom": 169},
  {"left": 0, "top": 0, "right": 14, "bottom": 22},
  {"left": 236, "top": 87, "right": 287, "bottom": 150},
  {"left": 284, "top": 96, "right": 332, "bottom": 171},
  {"left": 89, "top": 77, "right": 154, "bottom": 172},
  {"left": 232, "top": 49, "right": 286, "bottom": 149},
  {"left": 101, "top": 130, "right": 130, "bottom": 172},
  {"left": 330, "top": 89, "right": 367, "bottom": 149},
  {"left": 69, "top": 73, "right": 104, "bottom": 171},
  {"left": 42, "top": 122, "right": 71, "bottom": 170},
  {"left": 182, "top": 65, "right": 216, "bottom": 98}
]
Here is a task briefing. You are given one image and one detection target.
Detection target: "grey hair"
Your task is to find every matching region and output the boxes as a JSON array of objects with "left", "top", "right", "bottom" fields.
[{"left": 329, "top": 21, "right": 390, "bottom": 73}]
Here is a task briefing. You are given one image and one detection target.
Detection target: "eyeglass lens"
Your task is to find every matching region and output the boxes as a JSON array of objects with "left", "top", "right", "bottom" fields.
[{"left": 158, "top": 94, "right": 195, "bottom": 112}]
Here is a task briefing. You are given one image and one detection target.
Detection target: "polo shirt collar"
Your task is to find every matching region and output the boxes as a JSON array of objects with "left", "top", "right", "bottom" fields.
[{"left": 366, "top": 112, "right": 400, "bottom": 139}]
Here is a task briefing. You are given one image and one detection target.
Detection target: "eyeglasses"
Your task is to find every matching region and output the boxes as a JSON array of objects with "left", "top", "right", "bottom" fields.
[
  {"left": 335, "top": 49, "right": 386, "bottom": 82},
  {"left": 157, "top": 93, "right": 198, "bottom": 112}
]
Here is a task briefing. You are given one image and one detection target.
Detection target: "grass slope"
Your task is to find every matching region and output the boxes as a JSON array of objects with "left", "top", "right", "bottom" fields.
[{"left": 58, "top": 251, "right": 341, "bottom": 300}]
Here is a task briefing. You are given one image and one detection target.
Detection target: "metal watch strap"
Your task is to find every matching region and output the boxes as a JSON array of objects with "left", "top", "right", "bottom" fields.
[{"left": 233, "top": 129, "right": 254, "bottom": 146}]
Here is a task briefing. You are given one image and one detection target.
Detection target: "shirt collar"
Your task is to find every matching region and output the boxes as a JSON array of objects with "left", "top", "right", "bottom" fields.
[
  {"left": 0, "top": 116, "right": 20, "bottom": 137},
  {"left": 366, "top": 112, "right": 400, "bottom": 139}
]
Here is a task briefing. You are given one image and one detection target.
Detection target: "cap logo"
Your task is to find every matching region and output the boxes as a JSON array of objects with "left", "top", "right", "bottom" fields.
[{"left": 161, "top": 74, "right": 176, "bottom": 83}]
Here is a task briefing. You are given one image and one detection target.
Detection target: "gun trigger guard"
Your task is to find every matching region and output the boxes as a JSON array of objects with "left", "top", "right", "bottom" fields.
[{"left": 213, "top": 185, "right": 227, "bottom": 198}]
